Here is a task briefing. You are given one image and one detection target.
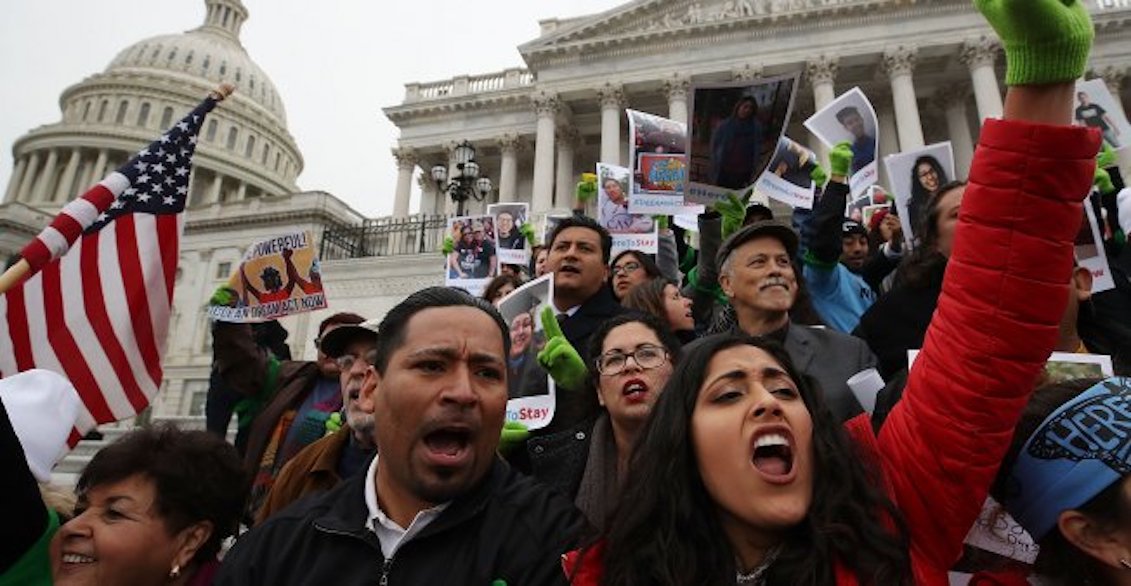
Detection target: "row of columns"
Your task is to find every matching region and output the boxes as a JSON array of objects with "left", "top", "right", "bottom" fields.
[{"left": 5, "top": 147, "right": 114, "bottom": 205}]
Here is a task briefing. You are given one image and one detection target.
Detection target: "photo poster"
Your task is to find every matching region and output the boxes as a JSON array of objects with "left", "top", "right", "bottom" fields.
[
  {"left": 909, "top": 350, "right": 1113, "bottom": 385},
  {"left": 804, "top": 87, "right": 880, "bottom": 198},
  {"left": 487, "top": 202, "right": 531, "bottom": 267},
  {"left": 497, "top": 272, "right": 556, "bottom": 430},
  {"left": 1074, "top": 78, "right": 1130, "bottom": 150},
  {"left": 540, "top": 212, "right": 570, "bottom": 247},
  {"left": 627, "top": 109, "right": 688, "bottom": 216},
  {"left": 687, "top": 73, "right": 800, "bottom": 207},
  {"left": 209, "top": 230, "right": 328, "bottom": 323},
  {"left": 597, "top": 162, "right": 659, "bottom": 255},
  {"left": 444, "top": 214, "right": 497, "bottom": 297},
  {"left": 883, "top": 142, "right": 955, "bottom": 248},
  {"left": 1077, "top": 198, "right": 1116, "bottom": 294},
  {"left": 844, "top": 186, "right": 889, "bottom": 224},
  {"left": 753, "top": 136, "right": 818, "bottom": 210}
]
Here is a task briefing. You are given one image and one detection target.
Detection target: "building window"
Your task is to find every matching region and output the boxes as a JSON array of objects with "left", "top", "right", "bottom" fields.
[
  {"left": 185, "top": 51, "right": 194, "bottom": 66},
  {"left": 168, "top": 48, "right": 177, "bottom": 62},
  {"left": 216, "top": 261, "right": 231, "bottom": 279},
  {"left": 261, "top": 144, "right": 269, "bottom": 164},
  {"left": 244, "top": 135, "right": 255, "bottom": 158},
  {"left": 98, "top": 100, "right": 108, "bottom": 122},
  {"left": 151, "top": 46, "right": 161, "bottom": 60},
  {"left": 82, "top": 101, "right": 92, "bottom": 121},
  {"left": 184, "top": 379, "right": 210, "bottom": 416},
  {"left": 219, "top": 61, "right": 227, "bottom": 76},
  {"left": 226, "top": 127, "right": 238, "bottom": 150},
  {"left": 274, "top": 152, "right": 281, "bottom": 171},
  {"left": 206, "top": 120, "right": 217, "bottom": 142},
  {"left": 160, "top": 106, "right": 173, "bottom": 129},
  {"left": 136, "top": 102, "right": 150, "bottom": 127},
  {"left": 115, "top": 100, "right": 129, "bottom": 124},
  {"left": 202, "top": 56, "right": 210, "bottom": 73}
]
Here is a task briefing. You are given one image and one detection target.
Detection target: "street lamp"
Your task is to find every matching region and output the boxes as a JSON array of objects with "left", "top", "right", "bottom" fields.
[{"left": 431, "top": 140, "right": 493, "bottom": 216}]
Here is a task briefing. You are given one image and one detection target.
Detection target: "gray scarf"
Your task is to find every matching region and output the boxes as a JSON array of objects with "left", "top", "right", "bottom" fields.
[{"left": 573, "top": 414, "right": 620, "bottom": 531}]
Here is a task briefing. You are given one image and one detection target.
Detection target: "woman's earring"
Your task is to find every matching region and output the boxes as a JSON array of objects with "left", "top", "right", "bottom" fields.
[{"left": 169, "top": 564, "right": 181, "bottom": 579}]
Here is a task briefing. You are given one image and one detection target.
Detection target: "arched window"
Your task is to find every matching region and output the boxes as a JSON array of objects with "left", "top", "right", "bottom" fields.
[
  {"left": 185, "top": 51, "right": 194, "bottom": 65},
  {"left": 136, "top": 102, "right": 150, "bottom": 127},
  {"left": 226, "top": 127, "right": 238, "bottom": 150},
  {"left": 115, "top": 100, "right": 129, "bottom": 124},
  {"left": 274, "top": 152, "right": 281, "bottom": 171},
  {"left": 150, "top": 45, "right": 161, "bottom": 60},
  {"left": 168, "top": 48, "right": 177, "bottom": 62},
  {"left": 160, "top": 106, "right": 174, "bottom": 129},
  {"left": 206, "top": 119, "right": 217, "bottom": 142},
  {"left": 82, "top": 101, "right": 92, "bottom": 121},
  {"left": 222, "top": 7, "right": 230, "bottom": 27},
  {"left": 219, "top": 61, "right": 227, "bottom": 76},
  {"left": 244, "top": 135, "right": 255, "bottom": 158},
  {"left": 98, "top": 100, "right": 109, "bottom": 122},
  {"left": 202, "top": 56, "right": 211, "bottom": 72},
  {"left": 261, "top": 144, "right": 269, "bottom": 164}
]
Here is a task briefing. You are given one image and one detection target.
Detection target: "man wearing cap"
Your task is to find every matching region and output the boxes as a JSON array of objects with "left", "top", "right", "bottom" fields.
[
  {"left": 256, "top": 318, "right": 380, "bottom": 523},
  {"left": 835, "top": 106, "right": 875, "bottom": 173},
  {"left": 717, "top": 218, "right": 877, "bottom": 422}
]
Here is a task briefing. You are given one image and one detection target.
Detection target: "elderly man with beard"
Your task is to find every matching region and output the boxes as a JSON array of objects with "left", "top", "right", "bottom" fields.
[
  {"left": 218, "top": 287, "right": 586, "bottom": 586},
  {"left": 255, "top": 320, "right": 380, "bottom": 523},
  {"left": 717, "top": 220, "right": 877, "bottom": 422}
]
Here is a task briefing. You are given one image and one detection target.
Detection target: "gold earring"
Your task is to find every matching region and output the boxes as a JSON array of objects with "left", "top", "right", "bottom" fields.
[{"left": 169, "top": 564, "right": 181, "bottom": 579}]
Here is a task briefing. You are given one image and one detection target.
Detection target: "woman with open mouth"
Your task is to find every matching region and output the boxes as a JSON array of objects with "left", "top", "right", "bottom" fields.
[{"left": 622, "top": 278, "right": 697, "bottom": 342}]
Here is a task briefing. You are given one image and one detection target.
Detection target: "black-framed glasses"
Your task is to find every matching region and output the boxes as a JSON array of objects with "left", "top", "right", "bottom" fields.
[
  {"left": 611, "top": 261, "right": 642, "bottom": 277},
  {"left": 595, "top": 344, "right": 668, "bottom": 375}
]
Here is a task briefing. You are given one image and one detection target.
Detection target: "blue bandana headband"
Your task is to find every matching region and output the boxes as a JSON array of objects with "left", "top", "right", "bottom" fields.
[{"left": 1006, "top": 377, "right": 1131, "bottom": 541}]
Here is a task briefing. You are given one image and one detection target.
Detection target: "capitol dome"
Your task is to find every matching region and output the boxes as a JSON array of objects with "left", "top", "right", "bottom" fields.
[{"left": 4, "top": 0, "right": 302, "bottom": 211}]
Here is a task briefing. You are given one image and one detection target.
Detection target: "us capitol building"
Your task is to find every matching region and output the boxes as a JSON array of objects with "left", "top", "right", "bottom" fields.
[{"left": 2, "top": 0, "right": 1129, "bottom": 421}]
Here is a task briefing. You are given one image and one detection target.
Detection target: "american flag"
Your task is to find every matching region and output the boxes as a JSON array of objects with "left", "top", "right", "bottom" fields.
[{"left": 0, "top": 94, "right": 220, "bottom": 441}]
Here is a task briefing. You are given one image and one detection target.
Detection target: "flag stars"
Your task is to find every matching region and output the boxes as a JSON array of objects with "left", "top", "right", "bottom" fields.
[
  {"left": 174, "top": 166, "right": 189, "bottom": 177},
  {"left": 166, "top": 154, "right": 177, "bottom": 164},
  {"left": 124, "top": 187, "right": 138, "bottom": 197},
  {"left": 150, "top": 163, "right": 166, "bottom": 174},
  {"left": 177, "top": 121, "right": 189, "bottom": 131},
  {"left": 163, "top": 196, "right": 177, "bottom": 206},
  {"left": 134, "top": 161, "right": 148, "bottom": 173},
  {"left": 176, "top": 186, "right": 188, "bottom": 195},
  {"left": 137, "top": 173, "right": 151, "bottom": 184},
  {"left": 160, "top": 134, "right": 171, "bottom": 144},
  {"left": 137, "top": 193, "right": 152, "bottom": 203},
  {"left": 111, "top": 199, "right": 125, "bottom": 209}
]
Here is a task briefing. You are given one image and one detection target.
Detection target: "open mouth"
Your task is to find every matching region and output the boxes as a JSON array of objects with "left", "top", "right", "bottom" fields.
[
  {"left": 61, "top": 553, "right": 96, "bottom": 565},
  {"left": 622, "top": 378, "right": 649, "bottom": 403},
  {"left": 422, "top": 427, "right": 472, "bottom": 465},
  {"left": 558, "top": 265, "right": 581, "bottom": 275},
  {"left": 752, "top": 432, "right": 795, "bottom": 482}
]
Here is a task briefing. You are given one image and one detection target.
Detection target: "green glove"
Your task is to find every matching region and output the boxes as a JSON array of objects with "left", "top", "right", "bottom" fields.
[
  {"left": 1098, "top": 141, "right": 1117, "bottom": 170},
  {"left": 829, "top": 141, "right": 853, "bottom": 178},
  {"left": 974, "top": 0, "right": 1093, "bottom": 86},
  {"left": 714, "top": 190, "right": 751, "bottom": 239},
  {"left": 536, "top": 306, "right": 588, "bottom": 391},
  {"left": 498, "top": 421, "right": 529, "bottom": 456},
  {"left": 576, "top": 172, "right": 598, "bottom": 203},
  {"left": 519, "top": 222, "right": 536, "bottom": 246},
  {"left": 654, "top": 215, "right": 670, "bottom": 231},
  {"left": 209, "top": 285, "right": 238, "bottom": 307},
  {"left": 1095, "top": 166, "right": 1115, "bottom": 195},
  {"left": 324, "top": 412, "right": 343, "bottom": 436},
  {"left": 809, "top": 162, "right": 828, "bottom": 187},
  {"left": 441, "top": 235, "right": 454, "bottom": 256}
]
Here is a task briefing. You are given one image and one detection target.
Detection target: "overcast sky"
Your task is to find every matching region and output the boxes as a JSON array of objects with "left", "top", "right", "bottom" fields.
[{"left": 0, "top": 0, "right": 624, "bottom": 218}]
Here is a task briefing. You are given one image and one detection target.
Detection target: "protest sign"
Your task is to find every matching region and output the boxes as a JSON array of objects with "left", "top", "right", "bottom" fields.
[
  {"left": 497, "top": 273, "right": 556, "bottom": 430},
  {"left": 1077, "top": 199, "right": 1116, "bottom": 294},
  {"left": 1074, "top": 78, "right": 1130, "bottom": 149},
  {"left": 208, "top": 230, "right": 327, "bottom": 322},
  {"left": 598, "top": 162, "right": 658, "bottom": 254},
  {"left": 627, "top": 109, "right": 688, "bottom": 216},
  {"left": 688, "top": 74, "right": 799, "bottom": 206},
  {"left": 540, "top": 213, "right": 570, "bottom": 246},
  {"left": 444, "top": 215, "right": 497, "bottom": 297},
  {"left": 753, "top": 136, "right": 818, "bottom": 209},
  {"left": 883, "top": 142, "right": 955, "bottom": 246},
  {"left": 805, "top": 87, "right": 880, "bottom": 198},
  {"left": 488, "top": 202, "right": 531, "bottom": 267}
]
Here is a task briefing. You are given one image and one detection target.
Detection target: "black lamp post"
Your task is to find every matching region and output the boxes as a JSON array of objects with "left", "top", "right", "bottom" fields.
[{"left": 430, "top": 140, "right": 493, "bottom": 217}]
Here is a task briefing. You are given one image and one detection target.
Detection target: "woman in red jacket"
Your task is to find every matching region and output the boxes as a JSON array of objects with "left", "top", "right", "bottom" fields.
[{"left": 565, "top": 1, "right": 1102, "bottom": 584}]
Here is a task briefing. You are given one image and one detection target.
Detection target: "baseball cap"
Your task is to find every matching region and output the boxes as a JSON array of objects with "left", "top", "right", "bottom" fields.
[
  {"left": 842, "top": 219, "right": 868, "bottom": 237},
  {"left": 319, "top": 319, "right": 380, "bottom": 358},
  {"left": 716, "top": 220, "right": 799, "bottom": 269}
]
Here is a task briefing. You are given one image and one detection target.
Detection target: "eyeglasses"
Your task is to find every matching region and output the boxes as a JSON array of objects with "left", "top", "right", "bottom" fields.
[
  {"left": 595, "top": 344, "right": 668, "bottom": 375},
  {"left": 334, "top": 349, "right": 378, "bottom": 371},
  {"left": 610, "top": 261, "right": 642, "bottom": 277}
]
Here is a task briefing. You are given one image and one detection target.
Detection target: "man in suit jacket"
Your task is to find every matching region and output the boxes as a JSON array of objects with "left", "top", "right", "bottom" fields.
[{"left": 717, "top": 220, "right": 877, "bottom": 422}]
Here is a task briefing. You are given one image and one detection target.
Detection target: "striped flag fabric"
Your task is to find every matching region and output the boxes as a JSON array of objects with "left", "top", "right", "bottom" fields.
[{"left": 0, "top": 94, "right": 220, "bottom": 441}]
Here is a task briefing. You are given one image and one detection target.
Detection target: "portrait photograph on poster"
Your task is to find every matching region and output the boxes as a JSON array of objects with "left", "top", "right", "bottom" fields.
[
  {"left": 804, "top": 87, "right": 880, "bottom": 197},
  {"left": 1074, "top": 78, "right": 1130, "bottom": 149},
  {"left": 1076, "top": 200, "right": 1116, "bottom": 293},
  {"left": 628, "top": 109, "right": 688, "bottom": 216},
  {"left": 488, "top": 202, "right": 531, "bottom": 266},
  {"left": 497, "top": 273, "right": 556, "bottom": 430},
  {"left": 598, "top": 163, "right": 658, "bottom": 254},
  {"left": 444, "top": 214, "right": 497, "bottom": 297},
  {"left": 687, "top": 74, "right": 798, "bottom": 206},
  {"left": 752, "top": 136, "right": 818, "bottom": 210},
  {"left": 883, "top": 142, "right": 955, "bottom": 245}
]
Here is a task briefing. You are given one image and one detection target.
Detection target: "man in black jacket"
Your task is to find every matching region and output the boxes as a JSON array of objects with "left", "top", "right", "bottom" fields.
[{"left": 217, "top": 288, "right": 586, "bottom": 585}]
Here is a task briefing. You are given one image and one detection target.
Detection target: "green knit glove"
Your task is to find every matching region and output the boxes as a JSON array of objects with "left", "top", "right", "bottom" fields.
[
  {"left": 536, "top": 306, "right": 588, "bottom": 391},
  {"left": 810, "top": 162, "right": 828, "bottom": 187},
  {"left": 654, "top": 215, "right": 670, "bottom": 231},
  {"left": 441, "top": 235, "right": 454, "bottom": 256},
  {"left": 498, "top": 421, "right": 529, "bottom": 456},
  {"left": 576, "top": 172, "right": 598, "bottom": 203},
  {"left": 974, "top": 0, "right": 1094, "bottom": 86},
  {"left": 1095, "top": 166, "right": 1115, "bottom": 195},
  {"left": 1098, "top": 141, "right": 1117, "bottom": 169},
  {"left": 714, "top": 191, "right": 751, "bottom": 239},
  {"left": 324, "top": 412, "right": 343, "bottom": 436},
  {"left": 209, "top": 285, "right": 238, "bottom": 307},
  {"left": 829, "top": 141, "right": 853, "bottom": 177},
  {"left": 519, "top": 222, "right": 536, "bottom": 246}
]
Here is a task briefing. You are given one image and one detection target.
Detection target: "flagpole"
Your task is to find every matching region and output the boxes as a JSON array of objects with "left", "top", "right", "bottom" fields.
[{"left": 0, "top": 83, "right": 235, "bottom": 297}]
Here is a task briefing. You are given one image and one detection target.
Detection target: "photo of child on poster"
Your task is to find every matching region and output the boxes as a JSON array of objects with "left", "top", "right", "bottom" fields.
[
  {"left": 444, "top": 215, "right": 497, "bottom": 296},
  {"left": 687, "top": 74, "right": 798, "bottom": 206},
  {"left": 598, "top": 162, "right": 658, "bottom": 254},
  {"left": 753, "top": 136, "right": 818, "bottom": 210},
  {"left": 1074, "top": 78, "right": 1129, "bottom": 149},
  {"left": 628, "top": 109, "right": 689, "bottom": 216},
  {"left": 804, "top": 87, "right": 880, "bottom": 198},
  {"left": 497, "top": 273, "right": 556, "bottom": 430},
  {"left": 488, "top": 202, "right": 530, "bottom": 266},
  {"left": 882, "top": 142, "right": 954, "bottom": 246}
]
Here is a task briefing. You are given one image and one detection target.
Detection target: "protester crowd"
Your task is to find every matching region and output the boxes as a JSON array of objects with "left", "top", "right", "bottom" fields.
[{"left": 4, "top": 3, "right": 1131, "bottom": 585}]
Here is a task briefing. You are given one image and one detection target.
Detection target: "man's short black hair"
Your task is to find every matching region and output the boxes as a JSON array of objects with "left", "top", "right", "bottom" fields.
[
  {"left": 835, "top": 106, "right": 860, "bottom": 123},
  {"left": 547, "top": 215, "right": 613, "bottom": 264},
  {"left": 372, "top": 286, "right": 511, "bottom": 373}
]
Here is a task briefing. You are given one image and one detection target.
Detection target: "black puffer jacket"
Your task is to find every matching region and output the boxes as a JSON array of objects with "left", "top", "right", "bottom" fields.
[{"left": 216, "top": 458, "right": 586, "bottom": 586}]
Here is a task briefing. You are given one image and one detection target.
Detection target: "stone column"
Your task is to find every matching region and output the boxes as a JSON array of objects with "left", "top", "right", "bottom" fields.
[
  {"left": 417, "top": 172, "right": 438, "bottom": 215},
  {"left": 531, "top": 91, "right": 560, "bottom": 213},
  {"left": 936, "top": 88, "right": 975, "bottom": 180},
  {"left": 34, "top": 149, "right": 60, "bottom": 202},
  {"left": 54, "top": 148, "right": 81, "bottom": 203},
  {"left": 874, "top": 90, "right": 900, "bottom": 187},
  {"left": 5, "top": 156, "right": 27, "bottom": 202},
  {"left": 555, "top": 127, "right": 577, "bottom": 208},
  {"left": 443, "top": 142, "right": 461, "bottom": 216},
  {"left": 234, "top": 182, "right": 247, "bottom": 202},
  {"left": 883, "top": 46, "right": 925, "bottom": 151},
  {"left": 90, "top": 149, "right": 109, "bottom": 184},
  {"left": 496, "top": 134, "right": 521, "bottom": 203},
  {"left": 807, "top": 56, "right": 838, "bottom": 164},
  {"left": 207, "top": 173, "right": 223, "bottom": 204},
  {"left": 961, "top": 37, "right": 1004, "bottom": 122},
  {"left": 392, "top": 147, "right": 417, "bottom": 218},
  {"left": 16, "top": 152, "right": 40, "bottom": 202},
  {"left": 664, "top": 75, "right": 691, "bottom": 125},
  {"left": 597, "top": 84, "right": 626, "bottom": 165}
]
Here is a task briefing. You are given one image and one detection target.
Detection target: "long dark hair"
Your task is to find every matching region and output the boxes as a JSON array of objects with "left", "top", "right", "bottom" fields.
[
  {"left": 909, "top": 156, "right": 949, "bottom": 206},
  {"left": 608, "top": 249, "right": 662, "bottom": 299},
  {"left": 894, "top": 180, "right": 965, "bottom": 290},
  {"left": 597, "top": 334, "right": 910, "bottom": 585},
  {"left": 585, "top": 312, "right": 683, "bottom": 393}
]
